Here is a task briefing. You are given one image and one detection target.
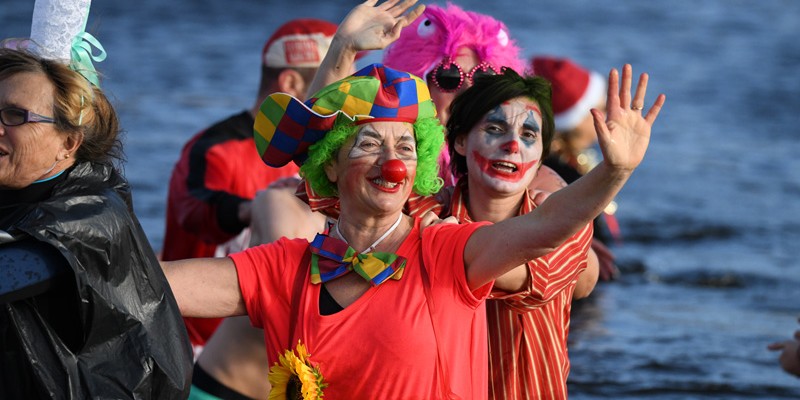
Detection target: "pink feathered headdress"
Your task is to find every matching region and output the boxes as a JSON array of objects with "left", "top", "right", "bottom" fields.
[{"left": 383, "top": 3, "right": 526, "bottom": 78}]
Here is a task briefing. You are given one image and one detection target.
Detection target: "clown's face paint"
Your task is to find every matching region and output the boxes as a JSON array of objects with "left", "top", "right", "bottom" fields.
[
  {"left": 326, "top": 121, "right": 418, "bottom": 215},
  {"left": 347, "top": 123, "right": 417, "bottom": 161},
  {"left": 456, "top": 97, "right": 544, "bottom": 195}
]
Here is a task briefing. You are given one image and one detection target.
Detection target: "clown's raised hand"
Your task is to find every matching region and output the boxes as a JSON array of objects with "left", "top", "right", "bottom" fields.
[
  {"left": 307, "top": 0, "right": 425, "bottom": 97},
  {"left": 337, "top": 0, "right": 425, "bottom": 51},
  {"left": 591, "top": 64, "right": 666, "bottom": 173}
]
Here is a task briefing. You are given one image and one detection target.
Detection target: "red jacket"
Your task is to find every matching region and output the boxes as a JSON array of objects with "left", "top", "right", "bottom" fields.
[{"left": 161, "top": 111, "right": 299, "bottom": 346}]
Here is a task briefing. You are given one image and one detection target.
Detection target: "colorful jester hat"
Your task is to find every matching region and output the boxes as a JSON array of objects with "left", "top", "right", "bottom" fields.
[{"left": 254, "top": 63, "right": 436, "bottom": 168}]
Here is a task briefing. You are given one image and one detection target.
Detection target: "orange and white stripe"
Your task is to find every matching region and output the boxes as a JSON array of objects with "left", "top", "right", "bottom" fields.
[{"left": 449, "top": 180, "right": 592, "bottom": 399}]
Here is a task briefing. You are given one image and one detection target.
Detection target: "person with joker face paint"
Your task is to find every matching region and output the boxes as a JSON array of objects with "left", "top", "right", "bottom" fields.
[{"left": 443, "top": 69, "right": 593, "bottom": 399}]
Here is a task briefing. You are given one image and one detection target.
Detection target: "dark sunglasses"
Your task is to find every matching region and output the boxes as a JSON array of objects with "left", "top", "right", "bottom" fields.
[
  {"left": 428, "top": 58, "right": 498, "bottom": 93},
  {"left": 0, "top": 107, "right": 56, "bottom": 127}
]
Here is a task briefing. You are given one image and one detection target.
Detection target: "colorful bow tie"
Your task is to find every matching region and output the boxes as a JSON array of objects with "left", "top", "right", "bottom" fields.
[{"left": 308, "top": 233, "right": 406, "bottom": 286}]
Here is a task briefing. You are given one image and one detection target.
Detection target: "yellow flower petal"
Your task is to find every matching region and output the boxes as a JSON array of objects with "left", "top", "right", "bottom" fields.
[
  {"left": 296, "top": 342, "right": 309, "bottom": 362},
  {"left": 268, "top": 341, "right": 326, "bottom": 399},
  {"left": 268, "top": 362, "right": 291, "bottom": 400}
]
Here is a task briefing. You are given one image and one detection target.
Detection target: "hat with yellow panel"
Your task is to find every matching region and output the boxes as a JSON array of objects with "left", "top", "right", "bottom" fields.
[{"left": 254, "top": 63, "right": 436, "bottom": 168}]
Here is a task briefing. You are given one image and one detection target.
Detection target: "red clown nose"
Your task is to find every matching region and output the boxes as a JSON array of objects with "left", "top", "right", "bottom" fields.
[{"left": 381, "top": 159, "right": 407, "bottom": 183}]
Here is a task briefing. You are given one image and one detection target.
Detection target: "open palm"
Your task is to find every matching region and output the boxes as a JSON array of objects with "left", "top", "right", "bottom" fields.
[
  {"left": 337, "top": 0, "right": 425, "bottom": 51},
  {"left": 592, "top": 64, "right": 666, "bottom": 172}
]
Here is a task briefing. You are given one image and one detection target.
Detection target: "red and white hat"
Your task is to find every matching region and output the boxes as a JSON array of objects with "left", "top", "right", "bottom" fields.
[
  {"left": 262, "top": 19, "right": 338, "bottom": 68},
  {"left": 532, "top": 56, "right": 606, "bottom": 132}
]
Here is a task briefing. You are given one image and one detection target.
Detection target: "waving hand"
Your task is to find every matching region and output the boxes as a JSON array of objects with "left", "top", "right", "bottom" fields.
[
  {"left": 591, "top": 64, "right": 666, "bottom": 173},
  {"left": 337, "top": 0, "right": 425, "bottom": 51}
]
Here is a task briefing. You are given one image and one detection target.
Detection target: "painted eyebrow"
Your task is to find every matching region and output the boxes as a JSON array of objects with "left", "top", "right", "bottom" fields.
[
  {"left": 398, "top": 132, "right": 416, "bottom": 143},
  {"left": 485, "top": 115, "right": 508, "bottom": 124},
  {"left": 356, "top": 126, "right": 416, "bottom": 147},
  {"left": 524, "top": 110, "right": 541, "bottom": 132},
  {"left": 523, "top": 121, "right": 541, "bottom": 132},
  {"left": 356, "top": 126, "right": 383, "bottom": 140},
  {"left": 484, "top": 106, "right": 508, "bottom": 124}
]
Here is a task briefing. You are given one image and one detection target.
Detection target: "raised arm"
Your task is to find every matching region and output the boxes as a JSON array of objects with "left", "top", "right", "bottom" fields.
[
  {"left": 161, "top": 257, "right": 246, "bottom": 318},
  {"left": 465, "top": 64, "right": 666, "bottom": 290},
  {"left": 306, "top": 0, "right": 425, "bottom": 97}
]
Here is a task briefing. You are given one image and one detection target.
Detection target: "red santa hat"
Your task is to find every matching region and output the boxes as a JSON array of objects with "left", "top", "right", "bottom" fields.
[
  {"left": 261, "top": 19, "right": 338, "bottom": 68},
  {"left": 531, "top": 56, "right": 606, "bottom": 132}
]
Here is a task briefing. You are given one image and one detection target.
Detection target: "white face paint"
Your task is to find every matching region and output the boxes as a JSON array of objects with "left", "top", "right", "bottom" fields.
[
  {"left": 457, "top": 97, "right": 544, "bottom": 196},
  {"left": 325, "top": 121, "right": 418, "bottom": 216},
  {"left": 347, "top": 123, "right": 417, "bottom": 161}
]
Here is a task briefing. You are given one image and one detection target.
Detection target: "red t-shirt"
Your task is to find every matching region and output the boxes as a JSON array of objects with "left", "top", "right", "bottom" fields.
[
  {"left": 406, "top": 179, "right": 593, "bottom": 399},
  {"left": 231, "top": 218, "right": 493, "bottom": 399}
]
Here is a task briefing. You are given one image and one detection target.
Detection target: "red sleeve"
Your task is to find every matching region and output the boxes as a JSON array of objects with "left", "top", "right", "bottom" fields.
[
  {"left": 493, "top": 222, "right": 593, "bottom": 312},
  {"left": 422, "top": 221, "right": 494, "bottom": 309},
  {"left": 230, "top": 238, "right": 307, "bottom": 329}
]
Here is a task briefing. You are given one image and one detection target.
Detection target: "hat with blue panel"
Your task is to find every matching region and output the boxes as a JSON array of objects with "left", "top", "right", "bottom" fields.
[{"left": 254, "top": 63, "right": 436, "bottom": 167}]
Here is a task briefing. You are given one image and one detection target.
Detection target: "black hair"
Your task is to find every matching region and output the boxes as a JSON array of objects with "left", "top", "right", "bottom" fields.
[{"left": 446, "top": 68, "right": 555, "bottom": 178}]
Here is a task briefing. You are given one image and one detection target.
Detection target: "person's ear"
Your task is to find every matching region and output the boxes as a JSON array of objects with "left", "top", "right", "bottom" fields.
[
  {"left": 324, "top": 158, "right": 339, "bottom": 184},
  {"left": 453, "top": 134, "right": 468, "bottom": 156},
  {"left": 60, "top": 133, "right": 83, "bottom": 160},
  {"left": 276, "top": 69, "right": 306, "bottom": 98}
]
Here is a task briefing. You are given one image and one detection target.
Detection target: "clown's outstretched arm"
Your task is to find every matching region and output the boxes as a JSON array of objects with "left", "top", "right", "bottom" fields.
[
  {"left": 464, "top": 65, "right": 666, "bottom": 291},
  {"left": 161, "top": 257, "right": 246, "bottom": 318},
  {"left": 307, "top": 0, "right": 425, "bottom": 97}
]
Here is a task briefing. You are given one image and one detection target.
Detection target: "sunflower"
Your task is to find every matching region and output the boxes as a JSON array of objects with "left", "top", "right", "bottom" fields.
[{"left": 269, "top": 341, "right": 327, "bottom": 400}]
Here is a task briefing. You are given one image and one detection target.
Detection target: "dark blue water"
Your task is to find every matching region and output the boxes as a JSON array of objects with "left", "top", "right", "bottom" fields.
[{"left": 3, "top": 1, "right": 799, "bottom": 398}]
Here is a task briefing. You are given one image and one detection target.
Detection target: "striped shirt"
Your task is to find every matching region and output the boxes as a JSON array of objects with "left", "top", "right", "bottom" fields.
[{"left": 410, "top": 179, "right": 593, "bottom": 399}]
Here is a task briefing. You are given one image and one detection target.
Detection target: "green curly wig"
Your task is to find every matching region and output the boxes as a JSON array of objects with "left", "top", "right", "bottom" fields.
[{"left": 300, "top": 115, "right": 444, "bottom": 197}]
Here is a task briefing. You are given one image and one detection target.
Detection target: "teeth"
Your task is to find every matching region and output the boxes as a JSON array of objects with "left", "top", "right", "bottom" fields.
[
  {"left": 492, "top": 161, "right": 517, "bottom": 171},
  {"left": 372, "top": 178, "right": 398, "bottom": 188}
]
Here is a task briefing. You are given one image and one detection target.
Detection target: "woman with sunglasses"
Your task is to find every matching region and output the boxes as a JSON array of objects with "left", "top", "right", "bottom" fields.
[
  {"left": 163, "top": 60, "right": 663, "bottom": 399},
  {"left": 0, "top": 3, "right": 192, "bottom": 397}
]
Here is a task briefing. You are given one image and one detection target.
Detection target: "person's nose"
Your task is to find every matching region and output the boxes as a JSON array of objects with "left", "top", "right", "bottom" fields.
[
  {"left": 377, "top": 146, "right": 400, "bottom": 164},
  {"left": 500, "top": 139, "right": 520, "bottom": 154}
]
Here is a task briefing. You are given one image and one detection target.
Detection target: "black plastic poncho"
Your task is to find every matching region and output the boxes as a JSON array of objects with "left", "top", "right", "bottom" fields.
[{"left": 0, "top": 162, "right": 192, "bottom": 399}]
